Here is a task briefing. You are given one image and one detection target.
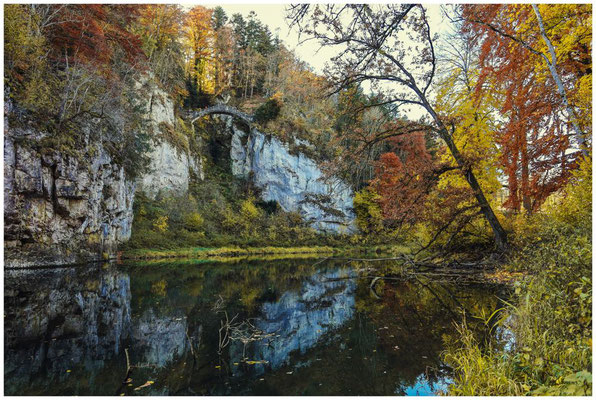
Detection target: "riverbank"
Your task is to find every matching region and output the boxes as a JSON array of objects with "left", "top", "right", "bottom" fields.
[
  {"left": 122, "top": 244, "right": 412, "bottom": 261},
  {"left": 443, "top": 162, "right": 592, "bottom": 396}
]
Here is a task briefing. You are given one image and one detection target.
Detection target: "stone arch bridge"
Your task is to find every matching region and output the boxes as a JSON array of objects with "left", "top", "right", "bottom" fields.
[{"left": 188, "top": 104, "right": 254, "bottom": 125}]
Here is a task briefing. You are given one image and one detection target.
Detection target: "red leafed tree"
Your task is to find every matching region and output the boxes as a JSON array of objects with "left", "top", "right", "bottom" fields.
[
  {"left": 45, "top": 5, "right": 145, "bottom": 74},
  {"left": 462, "top": 4, "right": 588, "bottom": 213},
  {"left": 371, "top": 131, "right": 483, "bottom": 247},
  {"left": 372, "top": 132, "right": 435, "bottom": 226}
]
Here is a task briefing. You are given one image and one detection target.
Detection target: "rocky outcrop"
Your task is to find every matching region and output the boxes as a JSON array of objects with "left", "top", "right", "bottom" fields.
[
  {"left": 4, "top": 81, "right": 204, "bottom": 267},
  {"left": 136, "top": 83, "right": 203, "bottom": 199},
  {"left": 4, "top": 109, "right": 135, "bottom": 268},
  {"left": 224, "top": 116, "right": 355, "bottom": 232}
]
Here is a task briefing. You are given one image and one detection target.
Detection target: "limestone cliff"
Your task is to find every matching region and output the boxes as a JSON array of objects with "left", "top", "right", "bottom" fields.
[
  {"left": 4, "top": 94, "right": 354, "bottom": 267},
  {"left": 224, "top": 116, "right": 355, "bottom": 232},
  {"left": 136, "top": 83, "right": 203, "bottom": 198},
  {"left": 3, "top": 81, "right": 203, "bottom": 268},
  {"left": 4, "top": 107, "right": 135, "bottom": 268}
]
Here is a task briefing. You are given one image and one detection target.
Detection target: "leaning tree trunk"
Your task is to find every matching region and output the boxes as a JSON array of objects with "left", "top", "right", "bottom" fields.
[{"left": 424, "top": 100, "right": 508, "bottom": 251}]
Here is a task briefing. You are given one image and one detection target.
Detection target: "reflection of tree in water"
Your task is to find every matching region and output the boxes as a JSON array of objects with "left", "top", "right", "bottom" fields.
[
  {"left": 353, "top": 276, "right": 504, "bottom": 394},
  {"left": 239, "top": 276, "right": 503, "bottom": 395}
]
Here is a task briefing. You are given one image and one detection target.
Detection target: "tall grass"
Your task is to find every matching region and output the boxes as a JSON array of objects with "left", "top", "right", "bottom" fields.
[{"left": 443, "top": 156, "right": 592, "bottom": 396}]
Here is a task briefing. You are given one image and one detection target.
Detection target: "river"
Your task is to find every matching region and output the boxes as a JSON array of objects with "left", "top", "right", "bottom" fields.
[{"left": 4, "top": 257, "right": 507, "bottom": 395}]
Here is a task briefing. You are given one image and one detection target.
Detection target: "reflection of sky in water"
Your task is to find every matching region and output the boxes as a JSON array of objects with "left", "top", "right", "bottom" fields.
[
  {"left": 403, "top": 373, "right": 453, "bottom": 396},
  {"left": 496, "top": 315, "right": 516, "bottom": 352}
]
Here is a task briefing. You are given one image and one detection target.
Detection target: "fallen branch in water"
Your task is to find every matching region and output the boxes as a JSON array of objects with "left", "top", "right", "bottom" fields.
[
  {"left": 186, "top": 328, "right": 196, "bottom": 361},
  {"left": 214, "top": 297, "right": 277, "bottom": 359}
]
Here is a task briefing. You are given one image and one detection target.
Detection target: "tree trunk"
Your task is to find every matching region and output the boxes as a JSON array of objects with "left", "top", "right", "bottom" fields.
[
  {"left": 520, "top": 132, "right": 532, "bottom": 215},
  {"left": 424, "top": 101, "right": 508, "bottom": 250},
  {"left": 532, "top": 5, "right": 588, "bottom": 152}
]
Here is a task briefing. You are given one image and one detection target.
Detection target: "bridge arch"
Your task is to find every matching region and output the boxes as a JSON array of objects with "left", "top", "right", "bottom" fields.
[{"left": 189, "top": 104, "right": 254, "bottom": 125}]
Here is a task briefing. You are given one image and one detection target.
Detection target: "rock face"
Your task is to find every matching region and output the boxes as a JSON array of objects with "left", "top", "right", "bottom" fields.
[
  {"left": 4, "top": 82, "right": 203, "bottom": 267},
  {"left": 229, "top": 267, "right": 356, "bottom": 372},
  {"left": 136, "top": 84, "right": 203, "bottom": 199},
  {"left": 4, "top": 110, "right": 135, "bottom": 268},
  {"left": 3, "top": 266, "right": 200, "bottom": 395},
  {"left": 4, "top": 90, "right": 354, "bottom": 267},
  {"left": 225, "top": 117, "right": 355, "bottom": 232}
]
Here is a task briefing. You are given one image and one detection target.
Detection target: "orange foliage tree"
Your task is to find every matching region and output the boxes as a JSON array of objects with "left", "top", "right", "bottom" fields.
[{"left": 462, "top": 4, "right": 592, "bottom": 213}]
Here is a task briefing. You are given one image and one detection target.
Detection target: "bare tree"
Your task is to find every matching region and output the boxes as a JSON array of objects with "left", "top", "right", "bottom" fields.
[{"left": 288, "top": 4, "right": 508, "bottom": 250}]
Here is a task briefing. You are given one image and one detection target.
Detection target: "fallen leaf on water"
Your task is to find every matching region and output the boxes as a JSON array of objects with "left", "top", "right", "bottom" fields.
[
  {"left": 66, "top": 370, "right": 71, "bottom": 373},
  {"left": 134, "top": 380, "right": 154, "bottom": 391}
]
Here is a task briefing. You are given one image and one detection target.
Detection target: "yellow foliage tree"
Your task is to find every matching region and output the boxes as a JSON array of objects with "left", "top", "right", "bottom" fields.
[{"left": 184, "top": 6, "right": 215, "bottom": 94}]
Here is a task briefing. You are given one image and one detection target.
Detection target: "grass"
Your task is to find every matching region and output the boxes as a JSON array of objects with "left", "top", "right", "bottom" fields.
[
  {"left": 122, "top": 245, "right": 339, "bottom": 260},
  {"left": 442, "top": 157, "right": 592, "bottom": 396},
  {"left": 122, "top": 243, "right": 414, "bottom": 261}
]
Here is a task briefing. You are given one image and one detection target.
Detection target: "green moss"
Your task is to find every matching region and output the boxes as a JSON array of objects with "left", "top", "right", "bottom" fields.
[{"left": 157, "top": 121, "right": 189, "bottom": 153}]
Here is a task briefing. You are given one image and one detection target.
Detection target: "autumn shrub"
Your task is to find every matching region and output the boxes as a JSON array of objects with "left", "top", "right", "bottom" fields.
[
  {"left": 126, "top": 171, "right": 349, "bottom": 251},
  {"left": 184, "top": 212, "right": 204, "bottom": 232},
  {"left": 5, "top": 5, "right": 154, "bottom": 181},
  {"left": 353, "top": 188, "right": 383, "bottom": 235},
  {"left": 253, "top": 96, "right": 282, "bottom": 124},
  {"left": 443, "top": 155, "right": 592, "bottom": 396}
]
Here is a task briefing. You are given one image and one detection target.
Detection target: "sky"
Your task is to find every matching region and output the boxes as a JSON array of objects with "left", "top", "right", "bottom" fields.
[{"left": 215, "top": 4, "right": 450, "bottom": 74}]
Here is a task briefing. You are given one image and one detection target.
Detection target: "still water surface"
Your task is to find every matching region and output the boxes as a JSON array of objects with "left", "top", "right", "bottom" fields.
[{"left": 4, "top": 257, "right": 505, "bottom": 395}]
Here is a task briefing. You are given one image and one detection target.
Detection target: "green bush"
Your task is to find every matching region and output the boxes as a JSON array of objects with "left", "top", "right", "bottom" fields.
[
  {"left": 126, "top": 173, "right": 349, "bottom": 251},
  {"left": 184, "top": 212, "right": 204, "bottom": 232},
  {"left": 443, "top": 154, "right": 592, "bottom": 396},
  {"left": 353, "top": 188, "right": 383, "bottom": 235},
  {"left": 254, "top": 97, "right": 282, "bottom": 124}
]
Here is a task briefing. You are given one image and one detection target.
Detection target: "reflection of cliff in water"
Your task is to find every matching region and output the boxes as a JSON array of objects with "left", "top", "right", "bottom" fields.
[
  {"left": 4, "top": 266, "right": 132, "bottom": 395},
  {"left": 4, "top": 259, "right": 506, "bottom": 396},
  {"left": 229, "top": 267, "right": 356, "bottom": 373},
  {"left": 4, "top": 266, "right": 194, "bottom": 395}
]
